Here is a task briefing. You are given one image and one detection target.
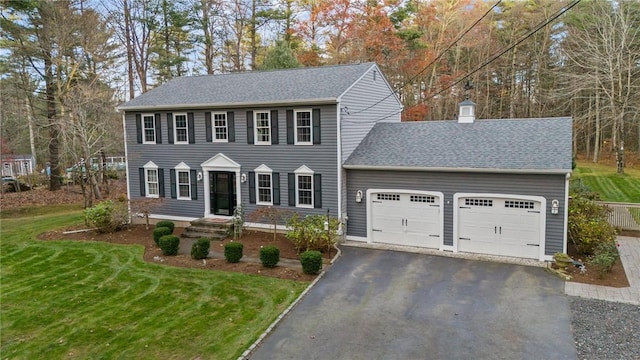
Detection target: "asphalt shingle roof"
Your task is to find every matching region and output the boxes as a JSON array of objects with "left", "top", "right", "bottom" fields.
[
  {"left": 118, "top": 63, "right": 376, "bottom": 110},
  {"left": 344, "top": 117, "right": 573, "bottom": 172}
]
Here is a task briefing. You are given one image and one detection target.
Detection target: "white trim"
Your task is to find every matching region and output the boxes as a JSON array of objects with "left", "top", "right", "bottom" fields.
[
  {"left": 343, "top": 164, "right": 572, "bottom": 175},
  {"left": 173, "top": 113, "right": 189, "bottom": 144},
  {"left": 175, "top": 168, "right": 191, "bottom": 201},
  {"left": 452, "top": 193, "right": 547, "bottom": 261},
  {"left": 293, "top": 109, "right": 313, "bottom": 145},
  {"left": 255, "top": 165, "right": 273, "bottom": 206},
  {"left": 337, "top": 103, "right": 342, "bottom": 220},
  {"left": 254, "top": 111, "right": 271, "bottom": 145},
  {"left": 201, "top": 153, "right": 241, "bottom": 218},
  {"left": 366, "top": 189, "right": 445, "bottom": 250},
  {"left": 294, "top": 165, "right": 314, "bottom": 209},
  {"left": 123, "top": 113, "right": 132, "bottom": 222},
  {"left": 563, "top": 173, "right": 570, "bottom": 254},
  {"left": 211, "top": 111, "right": 229, "bottom": 143},
  {"left": 149, "top": 214, "right": 197, "bottom": 222},
  {"left": 345, "top": 235, "right": 367, "bottom": 242},
  {"left": 141, "top": 113, "right": 156, "bottom": 144},
  {"left": 117, "top": 98, "right": 338, "bottom": 111},
  {"left": 143, "top": 161, "right": 159, "bottom": 198},
  {"left": 293, "top": 165, "right": 314, "bottom": 174}
]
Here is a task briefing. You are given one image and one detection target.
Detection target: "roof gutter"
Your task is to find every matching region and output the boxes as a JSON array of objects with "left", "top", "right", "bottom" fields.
[
  {"left": 342, "top": 164, "right": 572, "bottom": 175},
  {"left": 116, "top": 98, "right": 338, "bottom": 111}
]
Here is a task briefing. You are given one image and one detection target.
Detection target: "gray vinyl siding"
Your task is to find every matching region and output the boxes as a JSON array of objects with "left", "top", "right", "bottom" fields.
[
  {"left": 125, "top": 105, "right": 339, "bottom": 220},
  {"left": 339, "top": 66, "right": 402, "bottom": 164},
  {"left": 346, "top": 170, "right": 567, "bottom": 256}
]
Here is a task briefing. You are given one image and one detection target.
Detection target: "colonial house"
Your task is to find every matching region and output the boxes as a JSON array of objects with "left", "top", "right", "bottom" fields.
[{"left": 118, "top": 63, "right": 572, "bottom": 262}]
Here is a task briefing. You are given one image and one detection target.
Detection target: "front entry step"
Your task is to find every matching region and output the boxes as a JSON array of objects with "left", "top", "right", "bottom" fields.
[{"left": 181, "top": 218, "right": 233, "bottom": 240}]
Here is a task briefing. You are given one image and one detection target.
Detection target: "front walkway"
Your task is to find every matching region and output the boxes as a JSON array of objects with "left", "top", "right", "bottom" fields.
[{"left": 565, "top": 236, "right": 640, "bottom": 305}]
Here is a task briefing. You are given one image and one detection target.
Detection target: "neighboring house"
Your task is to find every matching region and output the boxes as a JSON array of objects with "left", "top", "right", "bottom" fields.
[
  {"left": 1, "top": 154, "right": 35, "bottom": 177},
  {"left": 118, "top": 63, "right": 572, "bottom": 262}
]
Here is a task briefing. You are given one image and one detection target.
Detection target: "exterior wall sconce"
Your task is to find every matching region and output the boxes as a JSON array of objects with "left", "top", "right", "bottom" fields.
[
  {"left": 197, "top": 171, "right": 203, "bottom": 182},
  {"left": 241, "top": 173, "right": 247, "bottom": 183},
  {"left": 355, "top": 190, "right": 363, "bottom": 203},
  {"left": 551, "top": 199, "right": 559, "bottom": 215}
]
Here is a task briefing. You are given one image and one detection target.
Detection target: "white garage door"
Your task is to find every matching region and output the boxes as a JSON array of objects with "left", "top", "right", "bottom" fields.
[
  {"left": 370, "top": 192, "right": 442, "bottom": 249},
  {"left": 457, "top": 196, "right": 543, "bottom": 259}
]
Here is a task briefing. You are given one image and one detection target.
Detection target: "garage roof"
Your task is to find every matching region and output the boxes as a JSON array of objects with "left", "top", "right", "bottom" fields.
[
  {"left": 117, "top": 62, "right": 376, "bottom": 110},
  {"left": 343, "top": 117, "right": 573, "bottom": 174}
]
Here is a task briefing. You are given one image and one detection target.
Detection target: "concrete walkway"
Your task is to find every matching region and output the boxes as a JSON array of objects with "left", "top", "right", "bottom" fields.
[{"left": 565, "top": 236, "right": 640, "bottom": 305}]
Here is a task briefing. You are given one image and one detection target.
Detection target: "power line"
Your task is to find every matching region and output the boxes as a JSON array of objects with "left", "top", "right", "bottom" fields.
[
  {"left": 349, "top": 0, "right": 503, "bottom": 116},
  {"left": 349, "top": 0, "right": 581, "bottom": 124}
]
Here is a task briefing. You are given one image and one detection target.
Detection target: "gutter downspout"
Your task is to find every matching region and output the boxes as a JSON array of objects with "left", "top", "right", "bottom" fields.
[
  {"left": 563, "top": 172, "right": 571, "bottom": 254},
  {"left": 122, "top": 112, "right": 132, "bottom": 223},
  {"left": 336, "top": 100, "right": 343, "bottom": 225}
]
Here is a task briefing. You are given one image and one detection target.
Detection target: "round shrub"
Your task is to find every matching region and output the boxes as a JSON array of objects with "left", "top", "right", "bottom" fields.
[
  {"left": 158, "top": 235, "right": 180, "bottom": 256},
  {"left": 259, "top": 246, "right": 280, "bottom": 268},
  {"left": 153, "top": 227, "right": 172, "bottom": 246},
  {"left": 191, "top": 238, "right": 211, "bottom": 260},
  {"left": 155, "top": 220, "right": 175, "bottom": 233},
  {"left": 224, "top": 242, "right": 243, "bottom": 263},
  {"left": 300, "top": 250, "right": 323, "bottom": 275}
]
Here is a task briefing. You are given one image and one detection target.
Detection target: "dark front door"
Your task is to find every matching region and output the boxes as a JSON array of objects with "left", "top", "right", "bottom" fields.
[{"left": 210, "top": 171, "right": 236, "bottom": 216}]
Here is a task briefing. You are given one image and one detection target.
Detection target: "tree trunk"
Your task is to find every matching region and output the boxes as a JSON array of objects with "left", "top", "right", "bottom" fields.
[
  {"left": 509, "top": 46, "right": 517, "bottom": 119},
  {"left": 124, "top": 0, "right": 135, "bottom": 99},
  {"left": 26, "top": 98, "right": 37, "bottom": 168},
  {"left": 250, "top": 0, "right": 257, "bottom": 70},
  {"left": 593, "top": 86, "right": 600, "bottom": 163},
  {"left": 45, "top": 54, "right": 61, "bottom": 191}
]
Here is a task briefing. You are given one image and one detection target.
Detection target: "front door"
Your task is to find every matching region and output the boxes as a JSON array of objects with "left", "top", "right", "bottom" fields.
[{"left": 209, "top": 171, "right": 236, "bottom": 216}]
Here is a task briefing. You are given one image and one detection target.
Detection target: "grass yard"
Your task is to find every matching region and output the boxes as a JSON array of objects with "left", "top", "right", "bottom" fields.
[
  {"left": 0, "top": 207, "right": 308, "bottom": 359},
  {"left": 573, "top": 161, "right": 640, "bottom": 203}
]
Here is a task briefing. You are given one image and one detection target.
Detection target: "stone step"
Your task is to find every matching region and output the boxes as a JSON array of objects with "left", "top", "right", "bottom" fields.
[
  {"left": 190, "top": 218, "right": 233, "bottom": 229},
  {"left": 185, "top": 225, "right": 229, "bottom": 235}
]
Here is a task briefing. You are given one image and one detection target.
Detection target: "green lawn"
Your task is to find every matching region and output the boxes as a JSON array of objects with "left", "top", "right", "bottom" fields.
[
  {"left": 1, "top": 207, "right": 308, "bottom": 359},
  {"left": 573, "top": 161, "right": 640, "bottom": 203}
]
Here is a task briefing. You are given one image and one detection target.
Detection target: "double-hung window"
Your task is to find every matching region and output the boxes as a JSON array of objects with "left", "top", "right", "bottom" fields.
[
  {"left": 177, "top": 171, "right": 190, "bottom": 199},
  {"left": 254, "top": 164, "right": 273, "bottom": 205},
  {"left": 295, "top": 110, "right": 312, "bottom": 144},
  {"left": 142, "top": 114, "right": 156, "bottom": 144},
  {"left": 174, "top": 113, "right": 188, "bottom": 143},
  {"left": 213, "top": 112, "right": 228, "bottom": 142},
  {"left": 294, "top": 165, "right": 314, "bottom": 208},
  {"left": 144, "top": 162, "right": 159, "bottom": 198},
  {"left": 255, "top": 111, "right": 271, "bottom": 145}
]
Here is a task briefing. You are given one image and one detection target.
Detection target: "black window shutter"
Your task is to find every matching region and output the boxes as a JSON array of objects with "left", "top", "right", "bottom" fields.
[
  {"left": 136, "top": 114, "right": 142, "bottom": 144},
  {"left": 154, "top": 113, "right": 162, "bottom": 144},
  {"left": 248, "top": 171, "right": 256, "bottom": 204},
  {"left": 139, "top": 168, "right": 145, "bottom": 196},
  {"left": 158, "top": 168, "right": 165, "bottom": 197},
  {"left": 246, "top": 111, "right": 254, "bottom": 144},
  {"left": 271, "top": 110, "right": 279, "bottom": 144},
  {"left": 187, "top": 112, "right": 195, "bottom": 144},
  {"left": 205, "top": 112, "right": 212, "bottom": 142},
  {"left": 167, "top": 113, "right": 174, "bottom": 144},
  {"left": 314, "top": 174, "right": 322, "bottom": 208},
  {"left": 313, "top": 109, "right": 321, "bottom": 144},
  {"left": 273, "top": 172, "right": 280, "bottom": 205},
  {"left": 227, "top": 111, "right": 235, "bottom": 142},
  {"left": 190, "top": 169, "right": 197, "bottom": 200},
  {"left": 286, "top": 110, "right": 294, "bottom": 144},
  {"left": 170, "top": 169, "right": 177, "bottom": 199},
  {"left": 288, "top": 173, "right": 295, "bottom": 206}
]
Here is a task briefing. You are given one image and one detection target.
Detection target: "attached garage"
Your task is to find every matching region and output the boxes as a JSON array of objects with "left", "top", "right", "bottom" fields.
[
  {"left": 368, "top": 190, "right": 443, "bottom": 249},
  {"left": 454, "top": 194, "right": 546, "bottom": 260}
]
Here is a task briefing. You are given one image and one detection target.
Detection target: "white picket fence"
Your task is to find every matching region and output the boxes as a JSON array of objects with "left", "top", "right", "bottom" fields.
[{"left": 598, "top": 202, "right": 640, "bottom": 231}]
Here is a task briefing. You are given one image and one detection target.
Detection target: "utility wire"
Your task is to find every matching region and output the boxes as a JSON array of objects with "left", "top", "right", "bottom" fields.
[
  {"left": 349, "top": 0, "right": 503, "bottom": 116},
  {"left": 343, "top": 0, "right": 582, "bottom": 125}
]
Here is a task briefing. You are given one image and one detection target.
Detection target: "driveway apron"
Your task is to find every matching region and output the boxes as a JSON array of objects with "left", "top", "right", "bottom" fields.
[{"left": 249, "top": 247, "right": 576, "bottom": 360}]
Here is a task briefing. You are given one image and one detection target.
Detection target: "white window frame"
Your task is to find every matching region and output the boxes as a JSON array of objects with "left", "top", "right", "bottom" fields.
[
  {"left": 142, "top": 114, "right": 156, "bottom": 144},
  {"left": 294, "top": 109, "right": 313, "bottom": 145},
  {"left": 254, "top": 164, "right": 273, "bottom": 205},
  {"left": 212, "top": 112, "right": 228, "bottom": 142},
  {"left": 143, "top": 161, "right": 159, "bottom": 198},
  {"left": 294, "top": 165, "right": 314, "bottom": 208},
  {"left": 174, "top": 113, "right": 188, "bottom": 144},
  {"left": 175, "top": 162, "right": 191, "bottom": 200},
  {"left": 254, "top": 111, "right": 271, "bottom": 145}
]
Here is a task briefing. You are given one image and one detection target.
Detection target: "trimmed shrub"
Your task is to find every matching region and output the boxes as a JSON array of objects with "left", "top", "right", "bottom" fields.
[
  {"left": 568, "top": 194, "right": 617, "bottom": 255},
  {"left": 260, "top": 246, "right": 280, "bottom": 268},
  {"left": 286, "top": 214, "right": 341, "bottom": 252},
  {"left": 224, "top": 242, "right": 243, "bottom": 263},
  {"left": 589, "top": 241, "right": 620, "bottom": 277},
  {"left": 191, "top": 238, "right": 211, "bottom": 260},
  {"left": 84, "top": 200, "right": 128, "bottom": 233},
  {"left": 155, "top": 220, "right": 175, "bottom": 233},
  {"left": 300, "top": 250, "right": 322, "bottom": 275},
  {"left": 153, "top": 227, "right": 172, "bottom": 246},
  {"left": 158, "top": 235, "right": 180, "bottom": 256}
]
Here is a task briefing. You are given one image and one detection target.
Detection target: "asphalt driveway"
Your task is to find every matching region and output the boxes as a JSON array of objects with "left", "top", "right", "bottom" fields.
[{"left": 249, "top": 247, "right": 576, "bottom": 360}]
